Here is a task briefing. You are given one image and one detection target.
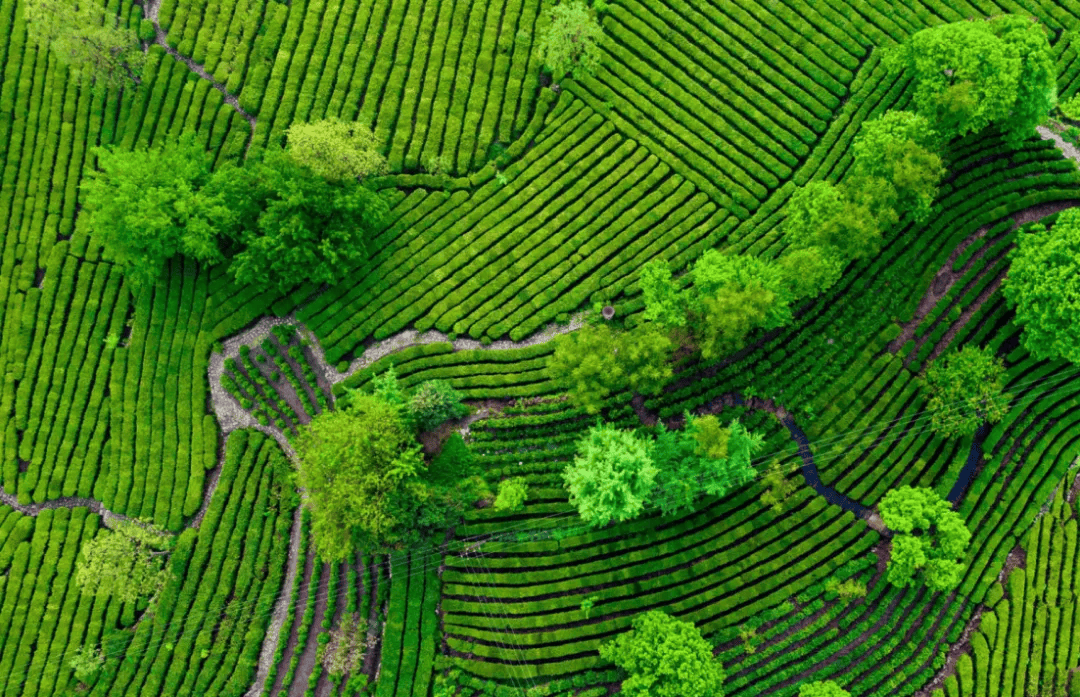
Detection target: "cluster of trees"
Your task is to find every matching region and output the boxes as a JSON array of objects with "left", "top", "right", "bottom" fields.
[
  {"left": 83, "top": 121, "right": 391, "bottom": 292},
  {"left": 294, "top": 371, "right": 483, "bottom": 558},
  {"left": 25, "top": 0, "right": 145, "bottom": 90},
  {"left": 879, "top": 486, "right": 971, "bottom": 591},
  {"left": 563, "top": 416, "right": 763, "bottom": 526}
]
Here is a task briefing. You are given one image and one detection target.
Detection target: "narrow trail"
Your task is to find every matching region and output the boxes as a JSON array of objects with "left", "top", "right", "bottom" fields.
[
  {"left": 0, "top": 487, "right": 138, "bottom": 529},
  {"left": 139, "top": 0, "right": 257, "bottom": 154}
]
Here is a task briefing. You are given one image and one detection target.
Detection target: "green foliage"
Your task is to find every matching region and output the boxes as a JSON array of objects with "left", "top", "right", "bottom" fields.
[
  {"left": 211, "top": 150, "right": 390, "bottom": 292},
  {"left": 24, "top": 0, "right": 144, "bottom": 89},
  {"left": 82, "top": 134, "right": 224, "bottom": 290},
  {"left": 493, "top": 477, "right": 529, "bottom": 512},
  {"left": 409, "top": 380, "right": 469, "bottom": 431},
  {"left": 783, "top": 181, "right": 885, "bottom": 261},
  {"left": 536, "top": 0, "right": 603, "bottom": 79},
  {"left": 879, "top": 486, "right": 971, "bottom": 591},
  {"left": 851, "top": 111, "right": 944, "bottom": 221},
  {"left": 924, "top": 346, "right": 1010, "bottom": 438},
  {"left": 891, "top": 15, "right": 1055, "bottom": 142},
  {"left": 1060, "top": 94, "right": 1080, "bottom": 120},
  {"left": 759, "top": 464, "right": 796, "bottom": 514},
  {"left": 599, "top": 610, "right": 725, "bottom": 697},
  {"left": 564, "top": 422, "right": 658, "bottom": 527},
  {"left": 799, "top": 680, "right": 852, "bottom": 697},
  {"left": 640, "top": 261, "right": 686, "bottom": 328},
  {"left": 293, "top": 396, "right": 424, "bottom": 558},
  {"left": 75, "top": 519, "right": 172, "bottom": 605},
  {"left": 580, "top": 596, "right": 598, "bottom": 619},
  {"left": 778, "top": 246, "right": 844, "bottom": 300},
  {"left": 825, "top": 577, "right": 867, "bottom": 600},
  {"left": 428, "top": 433, "right": 477, "bottom": 487},
  {"left": 68, "top": 645, "right": 104, "bottom": 685},
  {"left": 548, "top": 324, "right": 672, "bottom": 413},
  {"left": 1004, "top": 211, "right": 1080, "bottom": 364},
  {"left": 285, "top": 119, "right": 388, "bottom": 182}
]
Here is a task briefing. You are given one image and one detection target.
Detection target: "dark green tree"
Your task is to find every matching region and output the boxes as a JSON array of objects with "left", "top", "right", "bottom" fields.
[
  {"left": 600, "top": 610, "right": 725, "bottom": 697},
  {"left": 1003, "top": 212, "right": 1080, "bottom": 364},
  {"left": 24, "top": 0, "right": 144, "bottom": 89},
  {"left": 879, "top": 486, "right": 970, "bottom": 591},
  {"left": 924, "top": 346, "right": 1010, "bottom": 438},
  {"left": 408, "top": 380, "right": 469, "bottom": 431},
  {"left": 82, "top": 134, "right": 224, "bottom": 290}
]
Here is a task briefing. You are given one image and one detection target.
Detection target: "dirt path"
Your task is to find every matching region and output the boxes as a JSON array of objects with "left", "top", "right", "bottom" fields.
[
  {"left": 289, "top": 561, "right": 332, "bottom": 697},
  {"left": 139, "top": 0, "right": 256, "bottom": 154},
  {"left": 314, "top": 563, "right": 350, "bottom": 697}
]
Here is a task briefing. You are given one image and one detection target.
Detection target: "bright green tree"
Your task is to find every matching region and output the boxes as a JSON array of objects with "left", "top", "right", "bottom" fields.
[
  {"left": 640, "top": 260, "right": 687, "bottom": 328},
  {"left": 285, "top": 119, "right": 388, "bottom": 182},
  {"left": 564, "top": 423, "right": 658, "bottom": 526},
  {"left": 760, "top": 464, "right": 796, "bottom": 514},
  {"left": 493, "top": 477, "right": 529, "bottom": 512},
  {"left": 24, "top": 0, "right": 144, "bottom": 89},
  {"left": 82, "top": 134, "right": 224, "bottom": 290},
  {"left": 294, "top": 395, "right": 425, "bottom": 558},
  {"left": 75, "top": 520, "right": 171, "bottom": 604},
  {"left": 924, "top": 346, "right": 1010, "bottom": 438},
  {"left": 600, "top": 610, "right": 725, "bottom": 697},
  {"left": 778, "top": 246, "right": 845, "bottom": 300},
  {"left": 851, "top": 111, "right": 944, "bottom": 221},
  {"left": 783, "top": 181, "right": 886, "bottom": 261},
  {"left": 548, "top": 324, "right": 672, "bottom": 414},
  {"left": 409, "top": 380, "right": 469, "bottom": 431},
  {"left": 891, "top": 16, "right": 1055, "bottom": 142},
  {"left": 799, "top": 680, "right": 851, "bottom": 697},
  {"left": 536, "top": 0, "right": 604, "bottom": 79},
  {"left": 879, "top": 486, "right": 970, "bottom": 591},
  {"left": 68, "top": 645, "right": 105, "bottom": 685},
  {"left": 1003, "top": 212, "right": 1080, "bottom": 364},
  {"left": 209, "top": 150, "right": 389, "bottom": 292}
]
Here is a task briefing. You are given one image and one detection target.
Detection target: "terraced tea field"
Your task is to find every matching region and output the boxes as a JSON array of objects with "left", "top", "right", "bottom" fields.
[{"left": 5, "top": 0, "right": 1080, "bottom": 696}]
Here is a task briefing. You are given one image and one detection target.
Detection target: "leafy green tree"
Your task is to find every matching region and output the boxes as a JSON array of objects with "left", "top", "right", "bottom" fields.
[
  {"left": 409, "top": 380, "right": 469, "bottom": 431},
  {"left": 75, "top": 520, "right": 171, "bottom": 604},
  {"left": 799, "top": 680, "right": 851, "bottom": 697},
  {"left": 879, "top": 486, "right": 970, "bottom": 591},
  {"left": 924, "top": 346, "right": 1010, "bottom": 438},
  {"left": 82, "top": 134, "right": 224, "bottom": 290},
  {"left": 294, "top": 396, "right": 425, "bottom": 558},
  {"left": 891, "top": 16, "right": 1055, "bottom": 142},
  {"left": 640, "top": 260, "right": 687, "bottom": 328},
  {"left": 209, "top": 150, "right": 389, "bottom": 292},
  {"left": 493, "top": 477, "right": 529, "bottom": 512},
  {"left": 600, "top": 610, "right": 725, "bottom": 697},
  {"left": 690, "top": 251, "right": 792, "bottom": 360},
  {"left": 851, "top": 111, "right": 944, "bottom": 221},
  {"left": 68, "top": 645, "right": 104, "bottom": 685},
  {"left": 581, "top": 596, "right": 598, "bottom": 618},
  {"left": 778, "top": 246, "right": 845, "bottom": 300},
  {"left": 651, "top": 417, "right": 762, "bottom": 516},
  {"left": 536, "top": 0, "right": 603, "bottom": 79},
  {"left": 548, "top": 324, "right": 672, "bottom": 413},
  {"left": 24, "top": 0, "right": 144, "bottom": 89},
  {"left": 760, "top": 464, "right": 796, "bottom": 514},
  {"left": 564, "top": 423, "right": 658, "bottom": 526},
  {"left": 783, "top": 181, "right": 886, "bottom": 261},
  {"left": 1003, "top": 212, "right": 1080, "bottom": 364},
  {"left": 285, "top": 119, "right": 388, "bottom": 182}
]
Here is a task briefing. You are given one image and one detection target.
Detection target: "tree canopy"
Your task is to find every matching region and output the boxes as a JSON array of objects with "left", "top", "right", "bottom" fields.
[
  {"left": 536, "top": 0, "right": 604, "bottom": 79},
  {"left": 75, "top": 520, "right": 171, "bottom": 604},
  {"left": 600, "top": 610, "right": 725, "bottom": 697},
  {"left": 548, "top": 323, "right": 672, "bottom": 413},
  {"left": 1003, "top": 211, "right": 1080, "bottom": 364},
  {"left": 924, "top": 346, "right": 1010, "bottom": 438},
  {"left": 493, "top": 477, "right": 529, "bottom": 512},
  {"left": 850, "top": 111, "right": 944, "bottom": 222},
  {"left": 879, "top": 486, "right": 970, "bottom": 591},
  {"left": 24, "top": 0, "right": 144, "bottom": 89},
  {"left": 82, "top": 134, "right": 224, "bottom": 290},
  {"left": 563, "top": 422, "right": 658, "bottom": 527},
  {"left": 293, "top": 395, "right": 425, "bottom": 557},
  {"left": 891, "top": 15, "right": 1055, "bottom": 142},
  {"left": 285, "top": 119, "right": 388, "bottom": 181}
]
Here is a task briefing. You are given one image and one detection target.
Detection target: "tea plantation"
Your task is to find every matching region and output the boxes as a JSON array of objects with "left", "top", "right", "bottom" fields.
[{"left": 5, "top": 0, "right": 1080, "bottom": 696}]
